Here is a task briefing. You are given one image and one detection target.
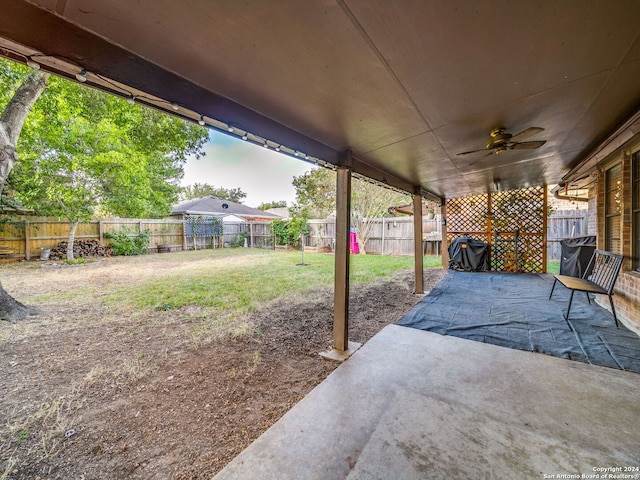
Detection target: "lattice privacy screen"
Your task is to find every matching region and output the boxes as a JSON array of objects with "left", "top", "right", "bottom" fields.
[{"left": 446, "top": 186, "right": 546, "bottom": 273}]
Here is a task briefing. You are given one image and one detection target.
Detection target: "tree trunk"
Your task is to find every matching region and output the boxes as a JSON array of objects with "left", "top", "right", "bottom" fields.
[
  {"left": 356, "top": 232, "right": 367, "bottom": 255},
  {"left": 0, "top": 69, "right": 48, "bottom": 321},
  {"left": 0, "top": 280, "right": 37, "bottom": 321},
  {"left": 0, "top": 70, "right": 48, "bottom": 195},
  {"left": 67, "top": 221, "right": 78, "bottom": 261}
]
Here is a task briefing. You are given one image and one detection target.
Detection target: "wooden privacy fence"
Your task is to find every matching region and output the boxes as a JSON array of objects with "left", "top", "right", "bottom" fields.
[
  {"left": 221, "top": 222, "right": 273, "bottom": 249},
  {"left": 546, "top": 210, "right": 589, "bottom": 261},
  {"left": 0, "top": 218, "right": 184, "bottom": 260},
  {"left": 306, "top": 217, "right": 442, "bottom": 256},
  {"left": 0, "top": 210, "right": 587, "bottom": 261},
  {"left": 0, "top": 217, "right": 277, "bottom": 260}
]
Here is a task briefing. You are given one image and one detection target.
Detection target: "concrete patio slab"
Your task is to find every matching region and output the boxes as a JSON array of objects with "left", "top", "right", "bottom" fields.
[{"left": 213, "top": 325, "right": 640, "bottom": 480}]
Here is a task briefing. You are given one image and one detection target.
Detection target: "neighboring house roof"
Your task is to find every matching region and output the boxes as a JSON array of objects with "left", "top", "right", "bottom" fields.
[
  {"left": 222, "top": 214, "right": 247, "bottom": 223},
  {"left": 172, "top": 197, "right": 281, "bottom": 220},
  {"left": 265, "top": 207, "right": 290, "bottom": 219}
]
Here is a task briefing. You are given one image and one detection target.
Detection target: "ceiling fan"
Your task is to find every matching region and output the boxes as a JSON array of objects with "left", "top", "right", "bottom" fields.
[{"left": 456, "top": 127, "right": 546, "bottom": 156}]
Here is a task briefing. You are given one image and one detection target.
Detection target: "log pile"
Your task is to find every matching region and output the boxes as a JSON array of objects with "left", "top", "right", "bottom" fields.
[{"left": 49, "top": 240, "right": 112, "bottom": 260}]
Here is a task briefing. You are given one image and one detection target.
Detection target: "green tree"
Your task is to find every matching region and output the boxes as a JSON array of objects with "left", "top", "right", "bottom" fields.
[
  {"left": 0, "top": 60, "right": 48, "bottom": 320},
  {"left": 8, "top": 74, "right": 207, "bottom": 259},
  {"left": 180, "top": 183, "right": 247, "bottom": 203},
  {"left": 292, "top": 167, "right": 410, "bottom": 253},
  {"left": 270, "top": 216, "right": 309, "bottom": 246},
  {"left": 257, "top": 200, "right": 288, "bottom": 211},
  {"left": 292, "top": 168, "right": 335, "bottom": 218},
  {"left": 1, "top": 57, "right": 208, "bottom": 261}
]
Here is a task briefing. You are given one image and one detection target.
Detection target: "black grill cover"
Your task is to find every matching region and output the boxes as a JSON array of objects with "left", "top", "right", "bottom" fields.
[
  {"left": 448, "top": 236, "right": 489, "bottom": 272},
  {"left": 559, "top": 235, "right": 596, "bottom": 278}
]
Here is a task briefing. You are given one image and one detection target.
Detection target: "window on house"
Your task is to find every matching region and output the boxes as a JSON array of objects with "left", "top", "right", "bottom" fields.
[
  {"left": 605, "top": 163, "right": 622, "bottom": 254},
  {"left": 633, "top": 152, "right": 640, "bottom": 270}
]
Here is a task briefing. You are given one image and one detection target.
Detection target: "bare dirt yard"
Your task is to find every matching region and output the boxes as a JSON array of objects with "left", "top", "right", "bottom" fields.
[{"left": 0, "top": 252, "right": 444, "bottom": 479}]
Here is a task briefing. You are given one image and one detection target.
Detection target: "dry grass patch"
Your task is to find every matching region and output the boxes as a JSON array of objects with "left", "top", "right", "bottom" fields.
[{"left": 0, "top": 249, "right": 444, "bottom": 479}]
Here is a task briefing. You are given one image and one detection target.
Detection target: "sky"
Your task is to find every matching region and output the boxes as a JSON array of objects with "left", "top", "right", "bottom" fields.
[{"left": 181, "top": 129, "right": 314, "bottom": 208}]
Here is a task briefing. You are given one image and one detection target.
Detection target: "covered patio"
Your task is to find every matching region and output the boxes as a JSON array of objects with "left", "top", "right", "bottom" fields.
[
  {"left": 214, "top": 272, "right": 640, "bottom": 478},
  {"left": 3, "top": 0, "right": 640, "bottom": 344},
  {"left": 2, "top": 2, "right": 640, "bottom": 478},
  {"left": 214, "top": 324, "right": 640, "bottom": 479}
]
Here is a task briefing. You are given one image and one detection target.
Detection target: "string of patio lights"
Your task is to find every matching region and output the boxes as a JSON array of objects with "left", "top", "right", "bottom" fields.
[{"left": 1, "top": 47, "right": 340, "bottom": 173}]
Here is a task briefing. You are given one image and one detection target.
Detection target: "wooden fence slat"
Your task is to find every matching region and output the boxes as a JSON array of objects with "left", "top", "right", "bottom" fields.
[
  {"left": 0, "top": 210, "right": 587, "bottom": 260},
  {"left": 0, "top": 217, "right": 185, "bottom": 259}
]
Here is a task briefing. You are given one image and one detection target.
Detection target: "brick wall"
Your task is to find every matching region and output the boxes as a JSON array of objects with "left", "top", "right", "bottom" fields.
[
  {"left": 605, "top": 272, "right": 640, "bottom": 333},
  {"left": 593, "top": 155, "right": 640, "bottom": 332}
]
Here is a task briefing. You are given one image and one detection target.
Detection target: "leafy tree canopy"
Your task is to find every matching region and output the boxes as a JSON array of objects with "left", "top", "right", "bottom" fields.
[
  {"left": 292, "top": 167, "right": 410, "bottom": 252},
  {"left": 291, "top": 168, "right": 335, "bottom": 218},
  {"left": 1, "top": 57, "right": 208, "bottom": 261},
  {"left": 1, "top": 57, "right": 208, "bottom": 221},
  {"left": 180, "top": 183, "right": 247, "bottom": 204},
  {"left": 292, "top": 167, "right": 410, "bottom": 219},
  {"left": 257, "top": 200, "right": 287, "bottom": 211}
]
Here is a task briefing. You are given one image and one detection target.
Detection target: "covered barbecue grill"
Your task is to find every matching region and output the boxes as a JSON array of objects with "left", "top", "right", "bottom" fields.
[
  {"left": 559, "top": 235, "right": 596, "bottom": 278},
  {"left": 448, "top": 236, "right": 489, "bottom": 272}
]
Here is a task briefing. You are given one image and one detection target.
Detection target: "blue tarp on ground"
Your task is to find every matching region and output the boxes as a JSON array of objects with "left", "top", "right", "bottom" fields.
[{"left": 397, "top": 271, "right": 640, "bottom": 373}]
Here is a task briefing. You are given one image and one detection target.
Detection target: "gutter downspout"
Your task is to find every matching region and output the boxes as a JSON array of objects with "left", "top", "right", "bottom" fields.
[{"left": 550, "top": 182, "right": 589, "bottom": 203}]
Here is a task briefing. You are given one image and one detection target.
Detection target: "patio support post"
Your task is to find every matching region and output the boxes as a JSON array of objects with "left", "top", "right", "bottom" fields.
[
  {"left": 413, "top": 188, "right": 424, "bottom": 294},
  {"left": 333, "top": 162, "right": 352, "bottom": 351},
  {"left": 440, "top": 202, "right": 448, "bottom": 269}
]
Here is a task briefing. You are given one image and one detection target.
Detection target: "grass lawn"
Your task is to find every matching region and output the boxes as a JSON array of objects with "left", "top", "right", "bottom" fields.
[
  {"left": 105, "top": 249, "right": 441, "bottom": 313},
  {"left": 547, "top": 261, "right": 560, "bottom": 274},
  {"left": 0, "top": 248, "right": 446, "bottom": 479}
]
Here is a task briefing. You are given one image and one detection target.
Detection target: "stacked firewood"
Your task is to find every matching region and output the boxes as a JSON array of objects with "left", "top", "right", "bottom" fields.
[{"left": 49, "top": 240, "right": 113, "bottom": 260}]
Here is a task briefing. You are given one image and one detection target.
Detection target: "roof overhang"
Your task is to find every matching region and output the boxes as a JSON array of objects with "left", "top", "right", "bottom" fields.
[
  {"left": 560, "top": 108, "right": 640, "bottom": 187},
  {"left": 2, "top": 1, "right": 640, "bottom": 201}
]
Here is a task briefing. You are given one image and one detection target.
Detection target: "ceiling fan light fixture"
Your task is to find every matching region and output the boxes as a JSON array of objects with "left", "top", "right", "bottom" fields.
[
  {"left": 457, "top": 126, "right": 545, "bottom": 156},
  {"left": 494, "top": 145, "right": 508, "bottom": 154}
]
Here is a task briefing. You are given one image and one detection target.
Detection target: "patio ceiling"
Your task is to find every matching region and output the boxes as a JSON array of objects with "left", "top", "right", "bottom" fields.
[{"left": 2, "top": 0, "right": 640, "bottom": 201}]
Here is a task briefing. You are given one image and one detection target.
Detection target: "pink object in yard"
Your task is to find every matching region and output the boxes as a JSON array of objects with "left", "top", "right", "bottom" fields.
[{"left": 350, "top": 228, "right": 360, "bottom": 254}]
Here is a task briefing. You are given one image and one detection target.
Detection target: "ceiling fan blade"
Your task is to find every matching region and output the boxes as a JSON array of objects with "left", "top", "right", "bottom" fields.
[
  {"left": 510, "top": 127, "right": 544, "bottom": 142},
  {"left": 511, "top": 140, "right": 546, "bottom": 150},
  {"left": 456, "top": 147, "right": 491, "bottom": 156}
]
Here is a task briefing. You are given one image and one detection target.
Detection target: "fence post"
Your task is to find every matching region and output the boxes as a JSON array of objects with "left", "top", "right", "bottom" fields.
[
  {"left": 182, "top": 216, "right": 187, "bottom": 250},
  {"left": 250, "top": 222, "right": 254, "bottom": 248},
  {"left": 23, "top": 220, "right": 30, "bottom": 261},
  {"left": 381, "top": 217, "right": 385, "bottom": 255}
]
